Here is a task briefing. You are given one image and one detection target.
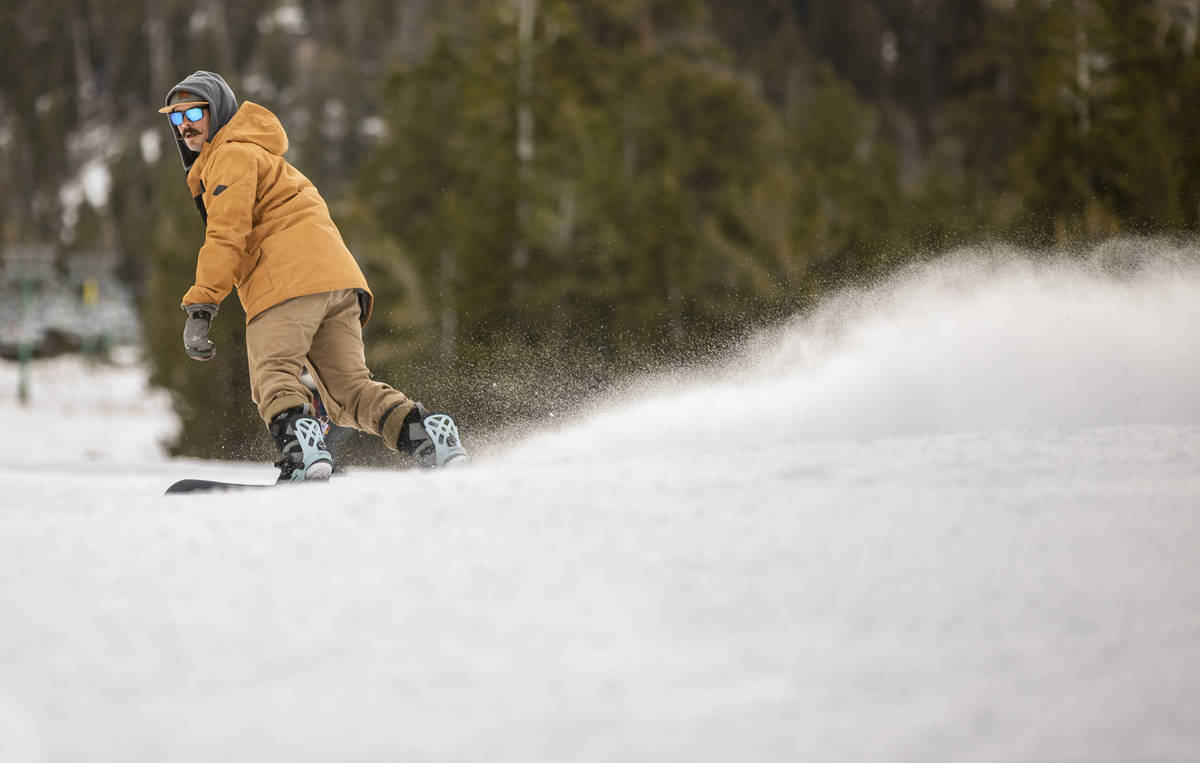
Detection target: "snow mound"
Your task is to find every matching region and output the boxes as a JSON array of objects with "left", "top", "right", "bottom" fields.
[{"left": 510, "top": 239, "right": 1200, "bottom": 462}]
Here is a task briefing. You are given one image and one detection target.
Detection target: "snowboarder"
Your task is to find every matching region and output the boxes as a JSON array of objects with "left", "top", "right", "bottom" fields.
[{"left": 160, "top": 70, "right": 466, "bottom": 481}]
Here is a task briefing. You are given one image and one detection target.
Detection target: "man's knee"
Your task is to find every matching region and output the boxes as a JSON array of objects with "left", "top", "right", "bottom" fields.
[{"left": 261, "top": 392, "right": 311, "bottom": 426}]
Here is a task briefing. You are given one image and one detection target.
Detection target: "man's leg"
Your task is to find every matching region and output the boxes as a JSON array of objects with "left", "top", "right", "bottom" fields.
[
  {"left": 246, "top": 293, "right": 337, "bottom": 481},
  {"left": 304, "top": 289, "right": 418, "bottom": 450},
  {"left": 246, "top": 293, "right": 330, "bottom": 423}
]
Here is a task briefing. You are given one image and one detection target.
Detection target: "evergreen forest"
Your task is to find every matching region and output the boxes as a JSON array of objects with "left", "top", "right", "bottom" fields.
[{"left": 3, "top": 0, "right": 1199, "bottom": 462}]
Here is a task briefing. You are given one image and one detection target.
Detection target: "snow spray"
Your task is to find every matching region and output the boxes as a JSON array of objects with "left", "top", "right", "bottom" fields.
[{"left": 515, "top": 238, "right": 1200, "bottom": 459}]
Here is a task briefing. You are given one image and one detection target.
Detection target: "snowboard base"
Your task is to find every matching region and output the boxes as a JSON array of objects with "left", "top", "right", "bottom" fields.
[{"left": 164, "top": 478, "right": 278, "bottom": 495}]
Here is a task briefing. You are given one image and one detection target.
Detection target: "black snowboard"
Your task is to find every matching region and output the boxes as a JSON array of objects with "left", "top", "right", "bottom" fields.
[{"left": 164, "top": 478, "right": 278, "bottom": 495}]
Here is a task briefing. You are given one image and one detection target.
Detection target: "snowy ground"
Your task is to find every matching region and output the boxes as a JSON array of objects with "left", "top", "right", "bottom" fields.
[{"left": 2, "top": 241, "right": 1199, "bottom": 762}]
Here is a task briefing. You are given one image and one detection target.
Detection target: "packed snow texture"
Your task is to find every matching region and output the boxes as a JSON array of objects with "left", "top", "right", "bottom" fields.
[{"left": 1, "top": 240, "right": 1199, "bottom": 762}]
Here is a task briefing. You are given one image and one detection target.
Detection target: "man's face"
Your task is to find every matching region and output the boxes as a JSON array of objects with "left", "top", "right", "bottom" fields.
[{"left": 172, "top": 106, "right": 210, "bottom": 153}]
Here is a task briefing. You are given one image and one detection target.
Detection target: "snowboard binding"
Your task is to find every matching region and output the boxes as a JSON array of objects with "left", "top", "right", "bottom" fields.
[
  {"left": 418, "top": 413, "right": 469, "bottom": 468},
  {"left": 399, "top": 404, "right": 469, "bottom": 468},
  {"left": 270, "top": 404, "right": 334, "bottom": 483}
]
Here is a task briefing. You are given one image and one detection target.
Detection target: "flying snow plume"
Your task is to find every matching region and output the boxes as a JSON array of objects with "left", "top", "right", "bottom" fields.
[{"left": 512, "top": 238, "right": 1200, "bottom": 461}]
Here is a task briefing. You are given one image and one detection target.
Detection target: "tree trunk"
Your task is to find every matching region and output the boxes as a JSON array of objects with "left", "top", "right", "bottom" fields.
[
  {"left": 206, "top": 0, "right": 233, "bottom": 71},
  {"left": 71, "top": 3, "right": 95, "bottom": 114},
  {"left": 512, "top": 0, "right": 538, "bottom": 316},
  {"left": 146, "top": 1, "right": 171, "bottom": 105},
  {"left": 398, "top": 0, "right": 432, "bottom": 63},
  {"left": 1073, "top": 0, "right": 1092, "bottom": 137}
]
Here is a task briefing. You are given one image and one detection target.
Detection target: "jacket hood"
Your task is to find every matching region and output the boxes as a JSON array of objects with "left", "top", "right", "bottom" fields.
[
  {"left": 162, "top": 71, "right": 239, "bottom": 171},
  {"left": 209, "top": 102, "right": 289, "bottom": 158},
  {"left": 183, "top": 102, "right": 290, "bottom": 201}
]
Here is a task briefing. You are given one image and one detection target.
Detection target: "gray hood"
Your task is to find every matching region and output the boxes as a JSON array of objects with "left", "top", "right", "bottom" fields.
[{"left": 162, "top": 71, "right": 239, "bottom": 171}]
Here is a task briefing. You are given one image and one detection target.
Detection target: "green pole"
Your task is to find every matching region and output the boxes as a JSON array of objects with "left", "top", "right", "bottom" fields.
[
  {"left": 81, "top": 277, "right": 99, "bottom": 362},
  {"left": 18, "top": 277, "right": 33, "bottom": 405}
]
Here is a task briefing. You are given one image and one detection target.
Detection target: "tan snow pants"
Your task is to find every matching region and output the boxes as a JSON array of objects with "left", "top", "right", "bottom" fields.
[{"left": 246, "top": 289, "right": 416, "bottom": 450}]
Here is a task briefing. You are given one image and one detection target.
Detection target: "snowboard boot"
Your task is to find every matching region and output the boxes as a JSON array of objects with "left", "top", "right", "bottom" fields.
[
  {"left": 270, "top": 404, "right": 334, "bottom": 483},
  {"left": 397, "top": 403, "right": 469, "bottom": 468}
]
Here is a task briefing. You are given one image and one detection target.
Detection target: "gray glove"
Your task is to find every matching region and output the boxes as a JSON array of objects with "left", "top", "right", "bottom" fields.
[{"left": 182, "top": 303, "right": 219, "bottom": 361}]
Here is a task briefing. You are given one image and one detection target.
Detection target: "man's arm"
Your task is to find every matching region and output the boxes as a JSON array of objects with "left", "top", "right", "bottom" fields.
[{"left": 181, "top": 143, "right": 258, "bottom": 309}]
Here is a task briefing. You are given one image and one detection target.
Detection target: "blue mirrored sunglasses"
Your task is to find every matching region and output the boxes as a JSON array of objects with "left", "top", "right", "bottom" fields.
[{"left": 168, "top": 106, "right": 207, "bottom": 126}]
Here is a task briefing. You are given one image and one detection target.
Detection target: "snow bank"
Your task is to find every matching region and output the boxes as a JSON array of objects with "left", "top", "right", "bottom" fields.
[{"left": 0, "top": 346, "right": 177, "bottom": 466}]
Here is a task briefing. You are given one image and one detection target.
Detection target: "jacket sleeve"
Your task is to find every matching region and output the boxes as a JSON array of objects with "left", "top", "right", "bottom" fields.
[{"left": 181, "top": 144, "right": 258, "bottom": 308}]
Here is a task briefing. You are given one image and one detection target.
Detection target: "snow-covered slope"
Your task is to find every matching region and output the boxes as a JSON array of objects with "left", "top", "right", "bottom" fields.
[
  {"left": 1, "top": 241, "right": 1198, "bottom": 762},
  {"left": 0, "top": 346, "right": 177, "bottom": 467}
]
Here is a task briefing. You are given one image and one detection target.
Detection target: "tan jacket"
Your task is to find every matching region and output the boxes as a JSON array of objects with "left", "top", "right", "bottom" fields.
[{"left": 181, "top": 102, "right": 372, "bottom": 324}]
